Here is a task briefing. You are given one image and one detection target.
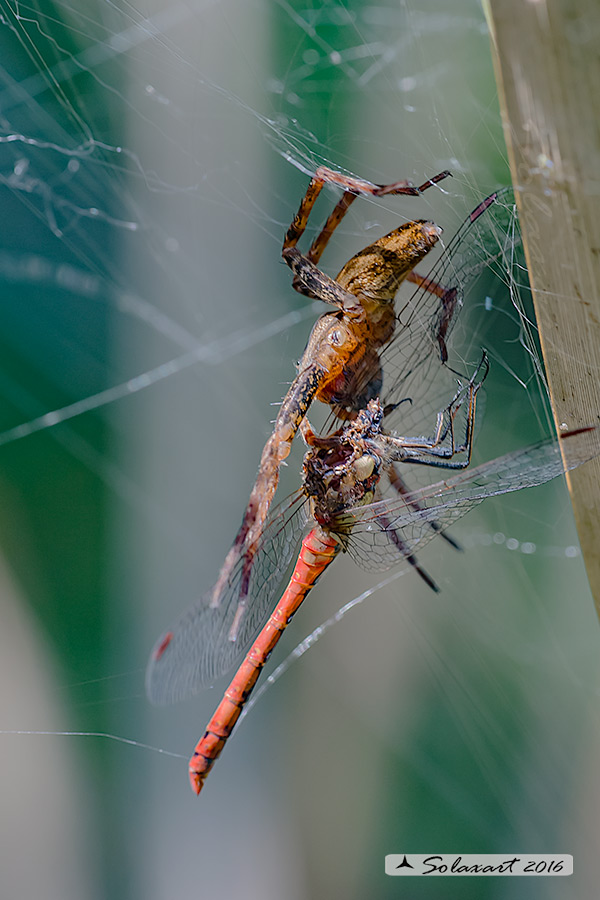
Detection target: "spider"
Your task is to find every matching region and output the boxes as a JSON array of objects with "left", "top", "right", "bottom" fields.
[{"left": 212, "top": 166, "right": 481, "bottom": 608}]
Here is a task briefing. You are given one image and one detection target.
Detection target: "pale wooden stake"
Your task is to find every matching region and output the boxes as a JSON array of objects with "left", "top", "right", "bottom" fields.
[{"left": 484, "top": 0, "right": 600, "bottom": 613}]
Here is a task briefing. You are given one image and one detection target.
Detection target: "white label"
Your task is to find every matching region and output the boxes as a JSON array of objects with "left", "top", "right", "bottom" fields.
[{"left": 385, "top": 854, "right": 572, "bottom": 876}]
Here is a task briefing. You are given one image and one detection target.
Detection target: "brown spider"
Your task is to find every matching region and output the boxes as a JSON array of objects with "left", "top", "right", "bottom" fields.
[{"left": 212, "top": 166, "right": 476, "bottom": 610}]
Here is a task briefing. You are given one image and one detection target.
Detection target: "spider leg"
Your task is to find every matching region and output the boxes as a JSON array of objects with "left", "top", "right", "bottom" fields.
[
  {"left": 405, "top": 270, "right": 448, "bottom": 297},
  {"left": 300, "top": 417, "right": 343, "bottom": 448},
  {"left": 212, "top": 363, "right": 327, "bottom": 609},
  {"left": 304, "top": 191, "right": 358, "bottom": 266},
  {"left": 290, "top": 192, "right": 359, "bottom": 298},
  {"left": 282, "top": 247, "right": 365, "bottom": 318},
  {"left": 298, "top": 168, "right": 450, "bottom": 280},
  {"left": 301, "top": 166, "right": 451, "bottom": 204},
  {"left": 405, "top": 271, "right": 460, "bottom": 363},
  {"left": 299, "top": 417, "right": 318, "bottom": 446},
  {"left": 284, "top": 166, "right": 451, "bottom": 299}
]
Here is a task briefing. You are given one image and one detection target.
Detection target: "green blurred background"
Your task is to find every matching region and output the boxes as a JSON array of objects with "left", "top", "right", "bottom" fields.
[{"left": 0, "top": 1, "right": 598, "bottom": 898}]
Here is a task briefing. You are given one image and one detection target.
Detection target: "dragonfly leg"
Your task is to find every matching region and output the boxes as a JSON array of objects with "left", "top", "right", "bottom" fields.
[
  {"left": 384, "top": 461, "right": 462, "bottom": 551},
  {"left": 378, "top": 353, "right": 488, "bottom": 470},
  {"left": 373, "top": 500, "right": 439, "bottom": 592}
]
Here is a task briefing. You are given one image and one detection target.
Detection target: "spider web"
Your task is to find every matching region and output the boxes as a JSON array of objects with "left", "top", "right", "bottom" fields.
[{"left": 0, "top": 2, "right": 597, "bottom": 900}]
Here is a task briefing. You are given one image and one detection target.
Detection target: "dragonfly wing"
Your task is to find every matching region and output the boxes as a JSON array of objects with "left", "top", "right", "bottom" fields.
[
  {"left": 146, "top": 490, "right": 310, "bottom": 704},
  {"left": 346, "top": 427, "right": 599, "bottom": 573},
  {"left": 382, "top": 188, "right": 520, "bottom": 436},
  {"left": 320, "top": 188, "right": 521, "bottom": 445}
]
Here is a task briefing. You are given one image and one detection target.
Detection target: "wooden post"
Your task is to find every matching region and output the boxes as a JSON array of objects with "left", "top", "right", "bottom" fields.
[{"left": 484, "top": 0, "right": 600, "bottom": 613}]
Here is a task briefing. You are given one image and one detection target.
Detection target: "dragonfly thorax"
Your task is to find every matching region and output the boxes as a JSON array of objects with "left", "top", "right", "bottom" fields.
[{"left": 303, "top": 399, "right": 384, "bottom": 535}]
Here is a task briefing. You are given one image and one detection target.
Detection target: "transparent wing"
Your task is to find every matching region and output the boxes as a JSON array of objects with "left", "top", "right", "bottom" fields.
[
  {"left": 382, "top": 187, "right": 520, "bottom": 435},
  {"left": 325, "top": 188, "right": 520, "bottom": 444},
  {"left": 345, "top": 427, "right": 599, "bottom": 573},
  {"left": 146, "top": 490, "right": 310, "bottom": 704}
]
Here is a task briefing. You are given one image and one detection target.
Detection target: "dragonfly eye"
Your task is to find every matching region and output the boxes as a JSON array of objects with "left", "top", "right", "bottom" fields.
[{"left": 353, "top": 454, "right": 375, "bottom": 481}]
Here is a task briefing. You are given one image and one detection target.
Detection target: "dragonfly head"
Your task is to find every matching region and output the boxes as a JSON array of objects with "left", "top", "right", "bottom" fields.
[{"left": 302, "top": 399, "right": 385, "bottom": 534}]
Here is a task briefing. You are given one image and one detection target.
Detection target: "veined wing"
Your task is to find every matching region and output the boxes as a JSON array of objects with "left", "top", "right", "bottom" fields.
[
  {"left": 326, "top": 188, "right": 521, "bottom": 444},
  {"left": 344, "top": 426, "right": 599, "bottom": 573},
  {"left": 146, "top": 490, "right": 310, "bottom": 704},
  {"left": 382, "top": 187, "right": 521, "bottom": 432}
]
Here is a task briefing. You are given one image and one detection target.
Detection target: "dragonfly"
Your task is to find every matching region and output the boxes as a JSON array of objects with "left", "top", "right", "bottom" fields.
[
  {"left": 146, "top": 181, "right": 575, "bottom": 793},
  {"left": 147, "top": 393, "right": 598, "bottom": 794},
  {"left": 211, "top": 171, "right": 522, "bottom": 614},
  {"left": 211, "top": 166, "right": 452, "bottom": 611}
]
